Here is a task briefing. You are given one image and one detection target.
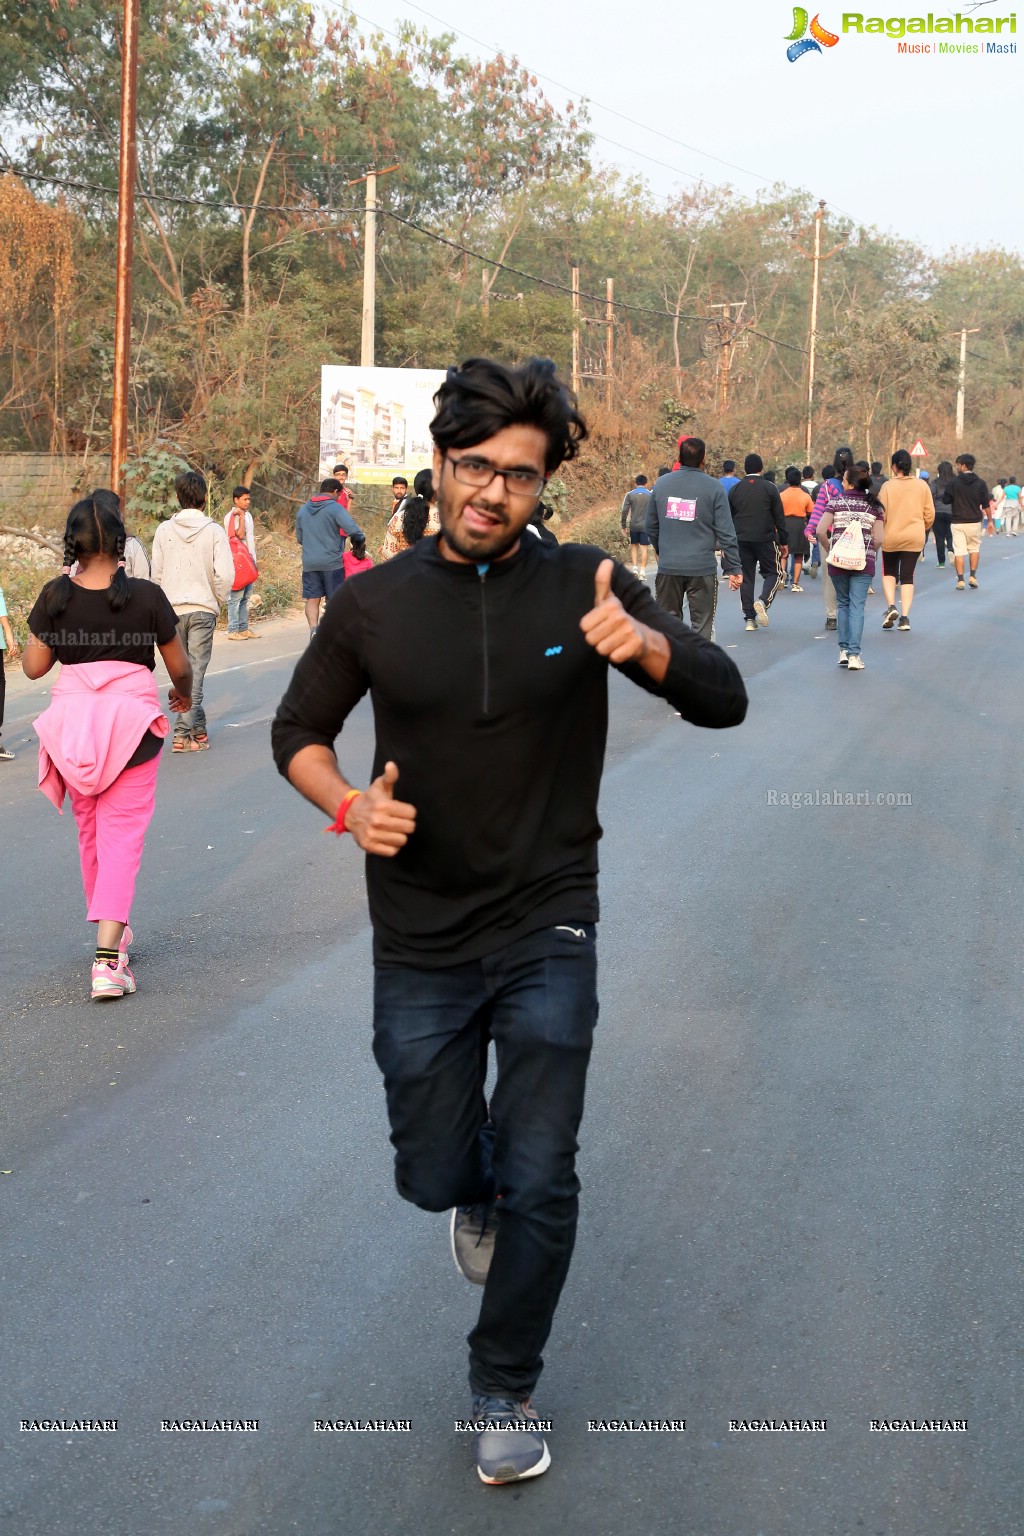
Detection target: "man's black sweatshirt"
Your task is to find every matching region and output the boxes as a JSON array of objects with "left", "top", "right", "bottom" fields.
[
  {"left": 941, "top": 471, "right": 990, "bottom": 522},
  {"left": 272, "top": 534, "right": 748, "bottom": 968},
  {"left": 728, "top": 475, "right": 787, "bottom": 543}
]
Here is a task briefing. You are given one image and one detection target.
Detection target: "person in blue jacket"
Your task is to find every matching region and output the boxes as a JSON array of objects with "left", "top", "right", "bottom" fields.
[{"left": 296, "top": 477, "right": 364, "bottom": 638}]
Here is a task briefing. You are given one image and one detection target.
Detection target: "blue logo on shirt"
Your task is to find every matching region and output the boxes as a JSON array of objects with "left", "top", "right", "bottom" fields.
[{"left": 544, "top": 645, "right": 563, "bottom": 657}]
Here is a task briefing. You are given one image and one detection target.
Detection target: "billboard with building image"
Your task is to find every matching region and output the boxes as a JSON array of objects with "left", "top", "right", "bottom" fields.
[{"left": 319, "top": 366, "right": 447, "bottom": 486}]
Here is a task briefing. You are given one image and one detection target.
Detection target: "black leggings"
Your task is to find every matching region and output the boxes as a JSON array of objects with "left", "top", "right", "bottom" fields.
[
  {"left": 0, "top": 657, "right": 5, "bottom": 734},
  {"left": 882, "top": 551, "right": 920, "bottom": 584}
]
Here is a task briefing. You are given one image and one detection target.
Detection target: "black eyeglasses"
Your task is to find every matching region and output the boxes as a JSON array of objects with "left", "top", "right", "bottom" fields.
[{"left": 445, "top": 454, "right": 547, "bottom": 498}]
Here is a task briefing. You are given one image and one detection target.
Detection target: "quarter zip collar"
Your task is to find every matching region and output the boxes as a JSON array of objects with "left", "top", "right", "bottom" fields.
[{"left": 419, "top": 533, "right": 534, "bottom": 579}]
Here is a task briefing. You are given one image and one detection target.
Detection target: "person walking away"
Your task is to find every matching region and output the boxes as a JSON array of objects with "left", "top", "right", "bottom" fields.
[
  {"left": 719, "top": 460, "right": 740, "bottom": 493},
  {"left": 0, "top": 578, "right": 19, "bottom": 760},
  {"left": 380, "top": 468, "right": 440, "bottom": 561},
  {"left": 817, "top": 465, "right": 883, "bottom": 670},
  {"left": 728, "top": 453, "right": 787, "bottom": 630},
  {"left": 224, "top": 485, "right": 258, "bottom": 640},
  {"left": 295, "top": 477, "right": 364, "bottom": 637},
  {"left": 800, "top": 466, "right": 821, "bottom": 577},
  {"left": 806, "top": 448, "right": 856, "bottom": 630},
  {"left": 930, "top": 461, "right": 955, "bottom": 566},
  {"left": 22, "top": 494, "right": 193, "bottom": 998},
  {"left": 869, "top": 461, "right": 887, "bottom": 497},
  {"left": 619, "top": 475, "right": 652, "bottom": 576},
  {"left": 877, "top": 450, "right": 934, "bottom": 631},
  {"left": 942, "top": 453, "right": 989, "bottom": 590},
  {"left": 1002, "top": 475, "right": 1021, "bottom": 536},
  {"left": 272, "top": 356, "right": 748, "bottom": 1487},
  {"left": 151, "top": 469, "right": 233, "bottom": 752},
  {"left": 780, "top": 467, "right": 813, "bottom": 591},
  {"left": 645, "top": 437, "right": 741, "bottom": 638},
  {"left": 990, "top": 478, "right": 1006, "bottom": 535}
]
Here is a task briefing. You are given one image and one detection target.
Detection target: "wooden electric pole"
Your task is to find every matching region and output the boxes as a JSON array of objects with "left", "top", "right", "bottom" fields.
[
  {"left": 571, "top": 267, "right": 580, "bottom": 396},
  {"left": 605, "top": 278, "right": 614, "bottom": 408},
  {"left": 110, "top": 0, "right": 140, "bottom": 503}
]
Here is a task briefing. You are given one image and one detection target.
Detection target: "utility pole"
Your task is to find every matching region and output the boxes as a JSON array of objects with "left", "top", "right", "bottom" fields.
[
  {"left": 792, "top": 200, "right": 846, "bottom": 465},
  {"left": 356, "top": 165, "right": 398, "bottom": 370},
  {"left": 605, "top": 278, "right": 614, "bottom": 408},
  {"left": 571, "top": 267, "right": 580, "bottom": 397},
  {"left": 110, "top": 0, "right": 140, "bottom": 502},
  {"left": 954, "top": 326, "right": 980, "bottom": 441},
  {"left": 705, "top": 301, "right": 747, "bottom": 412}
]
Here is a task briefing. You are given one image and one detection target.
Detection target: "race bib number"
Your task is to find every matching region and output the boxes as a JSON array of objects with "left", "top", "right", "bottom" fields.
[{"left": 666, "top": 497, "right": 697, "bottom": 521}]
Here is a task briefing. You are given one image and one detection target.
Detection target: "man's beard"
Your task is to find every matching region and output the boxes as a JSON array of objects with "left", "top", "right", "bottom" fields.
[{"left": 438, "top": 491, "right": 524, "bottom": 563}]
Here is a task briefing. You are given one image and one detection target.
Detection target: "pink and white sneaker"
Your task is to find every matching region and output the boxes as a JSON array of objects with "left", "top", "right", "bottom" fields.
[{"left": 91, "top": 957, "right": 137, "bottom": 1002}]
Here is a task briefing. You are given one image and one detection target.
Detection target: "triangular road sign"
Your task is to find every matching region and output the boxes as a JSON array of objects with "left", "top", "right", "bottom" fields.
[{"left": 909, "top": 439, "right": 927, "bottom": 457}]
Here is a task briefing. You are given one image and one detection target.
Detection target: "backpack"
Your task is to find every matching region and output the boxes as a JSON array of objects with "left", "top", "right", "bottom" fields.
[{"left": 827, "top": 517, "right": 866, "bottom": 571}]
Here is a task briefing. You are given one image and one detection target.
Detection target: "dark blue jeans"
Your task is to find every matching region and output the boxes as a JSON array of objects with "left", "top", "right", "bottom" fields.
[{"left": 372, "top": 922, "right": 599, "bottom": 1399}]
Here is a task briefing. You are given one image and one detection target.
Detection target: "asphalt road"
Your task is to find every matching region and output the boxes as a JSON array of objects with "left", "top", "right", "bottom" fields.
[{"left": 1, "top": 547, "right": 1020, "bottom": 1536}]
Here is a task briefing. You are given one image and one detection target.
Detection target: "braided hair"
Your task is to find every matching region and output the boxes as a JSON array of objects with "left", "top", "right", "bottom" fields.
[{"left": 43, "top": 494, "right": 132, "bottom": 618}]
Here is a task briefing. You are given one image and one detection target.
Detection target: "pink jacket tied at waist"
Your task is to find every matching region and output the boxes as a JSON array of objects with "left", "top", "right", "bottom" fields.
[{"left": 34, "top": 661, "right": 168, "bottom": 812}]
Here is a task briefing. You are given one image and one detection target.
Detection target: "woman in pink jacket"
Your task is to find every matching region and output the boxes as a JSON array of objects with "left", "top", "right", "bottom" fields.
[{"left": 23, "top": 495, "right": 193, "bottom": 1001}]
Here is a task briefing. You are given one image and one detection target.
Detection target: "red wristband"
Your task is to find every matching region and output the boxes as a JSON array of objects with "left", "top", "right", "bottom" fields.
[{"left": 325, "top": 788, "right": 362, "bottom": 836}]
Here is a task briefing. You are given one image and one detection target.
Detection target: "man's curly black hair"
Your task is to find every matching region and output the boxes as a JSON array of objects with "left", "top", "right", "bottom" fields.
[{"left": 430, "top": 357, "right": 588, "bottom": 474}]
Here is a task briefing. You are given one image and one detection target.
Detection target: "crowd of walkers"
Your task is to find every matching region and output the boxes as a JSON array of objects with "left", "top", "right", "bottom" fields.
[
  {"left": 1, "top": 350, "right": 1013, "bottom": 1492},
  {"left": 635, "top": 441, "right": 1000, "bottom": 669}
]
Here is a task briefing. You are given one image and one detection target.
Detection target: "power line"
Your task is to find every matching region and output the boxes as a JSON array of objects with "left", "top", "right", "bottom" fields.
[
  {"left": 390, "top": 0, "right": 779, "bottom": 189},
  {"left": 10, "top": 166, "right": 807, "bottom": 354},
  {"left": 346, "top": 6, "right": 719, "bottom": 191}
]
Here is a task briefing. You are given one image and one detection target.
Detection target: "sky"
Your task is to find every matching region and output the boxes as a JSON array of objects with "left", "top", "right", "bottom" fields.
[{"left": 338, "top": 0, "right": 1023, "bottom": 255}]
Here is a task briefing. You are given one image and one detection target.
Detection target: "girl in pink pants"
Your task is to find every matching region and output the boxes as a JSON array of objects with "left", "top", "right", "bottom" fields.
[{"left": 24, "top": 492, "right": 193, "bottom": 1001}]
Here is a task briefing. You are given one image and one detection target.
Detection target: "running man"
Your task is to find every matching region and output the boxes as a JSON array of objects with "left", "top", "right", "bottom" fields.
[
  {"left": 728, "top": 453, "right": 787, "bottom": 630},
  {"left": 272, "top": 357, "right": 747, "bottom": 1487},
  {"left": 619, "top": 473, "right": 652, "bottom": 576}
]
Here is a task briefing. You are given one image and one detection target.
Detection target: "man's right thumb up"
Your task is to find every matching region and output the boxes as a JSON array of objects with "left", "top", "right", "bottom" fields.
[{"left": 379, "top": 760, "right": 399, "bottom": 797}]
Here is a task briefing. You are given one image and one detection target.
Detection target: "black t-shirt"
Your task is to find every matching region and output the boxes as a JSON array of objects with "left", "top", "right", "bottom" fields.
[{"left": 28, "top": 578, "right": 179, "bottom": 767}]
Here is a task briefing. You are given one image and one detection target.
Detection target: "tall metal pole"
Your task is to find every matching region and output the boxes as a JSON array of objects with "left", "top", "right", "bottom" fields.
[
  {"left": 571, "top": 266, "right": 580, "bottom": 397},
  {"left": 360, "top": 170, "right": 377, "bottom": 369},
  {"left": 605, "top": 278, "right": 614, "bottom": 408},
  {"left": 805, "top": 201, "right": 823, "bottom": 467},
  {"left": 110, "top": 0, "right": 140, "bottom": 501}
]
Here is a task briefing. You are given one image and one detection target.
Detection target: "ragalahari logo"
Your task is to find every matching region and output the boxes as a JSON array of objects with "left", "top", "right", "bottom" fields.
[{"left": 785, "top": 8, "right": 840, "bottom": 59}]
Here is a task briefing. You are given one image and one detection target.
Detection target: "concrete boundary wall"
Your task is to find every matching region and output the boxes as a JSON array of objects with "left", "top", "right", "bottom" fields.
[{"left": 0, "top": 454, "right": 90, "bottom": 511}]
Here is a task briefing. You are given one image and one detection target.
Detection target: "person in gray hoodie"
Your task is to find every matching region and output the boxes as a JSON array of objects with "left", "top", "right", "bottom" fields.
[
  {"left": 151, "top": 469, "right": 233, "bottom": 751},
  {"left": 644, "top": 436, "right": 741, "bottom": 638},
  {"left": 296, "top": 477, "right": 364, "bottom": 637}
]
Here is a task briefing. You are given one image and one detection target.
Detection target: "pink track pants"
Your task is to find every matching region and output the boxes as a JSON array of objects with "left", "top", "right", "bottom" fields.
[{"left": 66, "top": 755, "right": 160, "bottom": 925}]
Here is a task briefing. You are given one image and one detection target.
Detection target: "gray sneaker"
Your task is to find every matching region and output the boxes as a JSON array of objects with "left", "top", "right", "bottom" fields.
[
  {"left": 450, "top": 1203, "right": 498, "bottom": 1286},
  {"left": 753, "top": 599, "right": 769, "bottom": 627},
  {"left": 471, "top": 1394, "right": 551, "bottom": 1485}
]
